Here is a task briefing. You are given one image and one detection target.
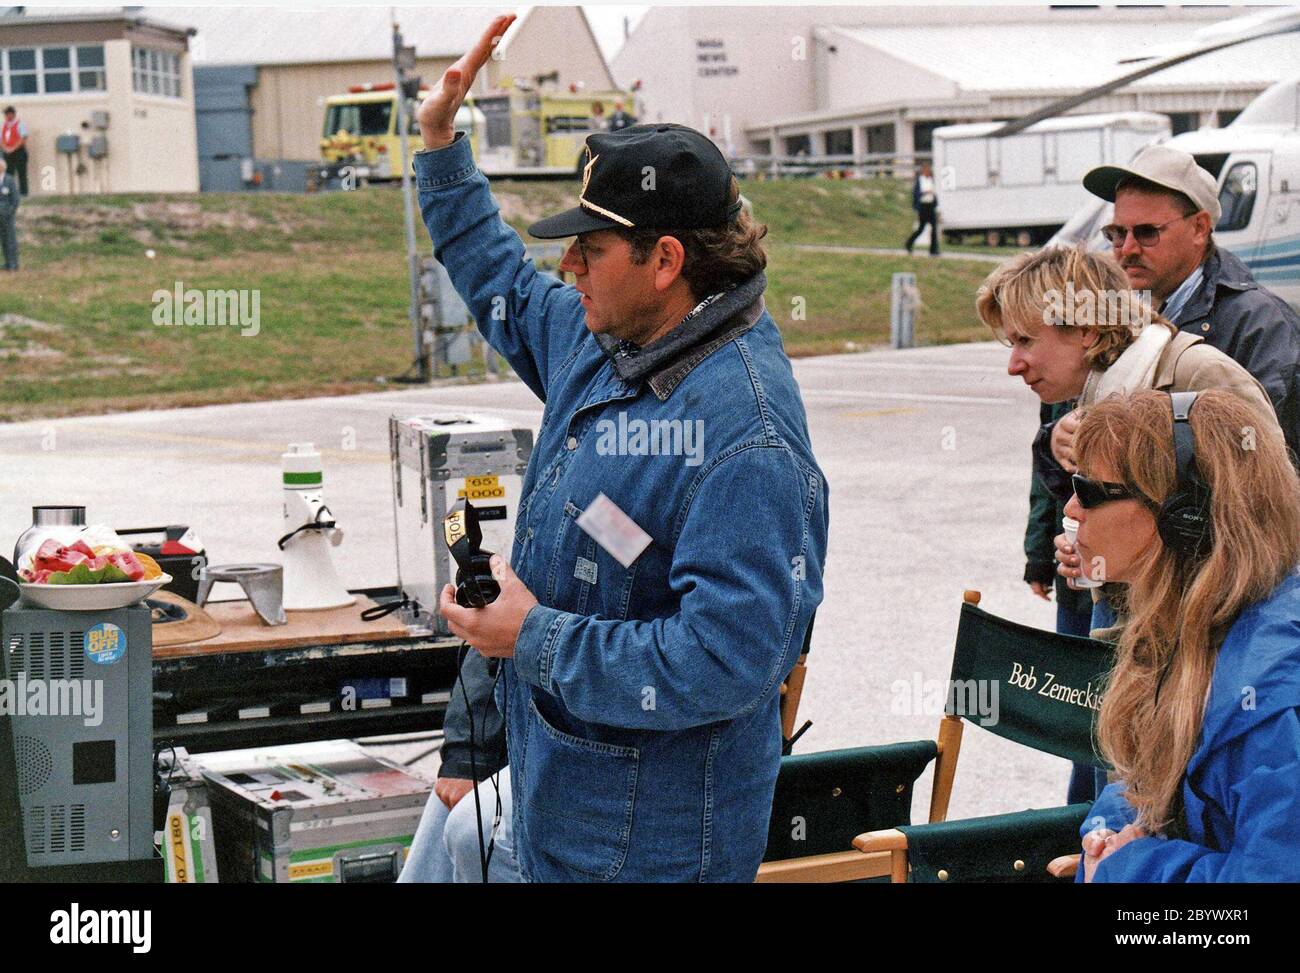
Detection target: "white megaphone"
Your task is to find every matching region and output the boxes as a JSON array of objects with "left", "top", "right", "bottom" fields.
[{"left": 279, "top": 442, "right": 355, "bottom": 611}]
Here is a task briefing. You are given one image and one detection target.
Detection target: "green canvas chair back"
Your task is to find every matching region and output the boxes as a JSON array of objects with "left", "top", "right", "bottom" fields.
[
  {"left": 900, "top": 803, "right": 1093, "bottom": 883},
  {"left": 764, "top": 741, "right": 937, "bottom": 861},
  {"left": 949, "top": 601, "right": 1112, "bottom": 769}
]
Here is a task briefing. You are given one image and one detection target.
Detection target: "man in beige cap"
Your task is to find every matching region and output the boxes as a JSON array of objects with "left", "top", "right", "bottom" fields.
[{"left": 1050, "top": 143, "right": 1299, "bottom": 464}]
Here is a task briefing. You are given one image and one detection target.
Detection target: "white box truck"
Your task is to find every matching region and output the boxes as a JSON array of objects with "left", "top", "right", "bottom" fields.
[{"left": 931, "top": 112, "right": 1171, "bottom": 247}]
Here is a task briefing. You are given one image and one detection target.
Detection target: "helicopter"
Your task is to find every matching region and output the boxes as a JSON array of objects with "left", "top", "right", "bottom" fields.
[{"left": 997, "top": 6, "right": 1300, "bottom": 308}]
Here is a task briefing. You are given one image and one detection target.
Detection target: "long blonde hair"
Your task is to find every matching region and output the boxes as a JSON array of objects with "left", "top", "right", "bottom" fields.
[
  {"left": 976, "top": 244, "right": 1174, "bottom": 369},
  {"left": 1075, "top": 389, "right": 1300, "bottom": 832}
]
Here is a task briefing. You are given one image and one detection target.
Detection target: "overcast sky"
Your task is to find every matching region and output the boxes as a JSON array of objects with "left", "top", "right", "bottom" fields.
[{"left": 582, "top": 4, "right": 649, "bottom": 61}]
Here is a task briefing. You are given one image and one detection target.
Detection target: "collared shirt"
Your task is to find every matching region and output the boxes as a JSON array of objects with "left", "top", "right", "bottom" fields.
[
  {"left": 1160, "top": 263, "right": 1205, "bottom": 325},
  {"left": 1, "top": 118, "right": 26, "bottom": 152}
]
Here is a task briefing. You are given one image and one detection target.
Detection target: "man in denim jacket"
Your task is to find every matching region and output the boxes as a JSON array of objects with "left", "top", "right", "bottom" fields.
[{"left": 415, "top": 17, "right": 828, "bottom": 881}]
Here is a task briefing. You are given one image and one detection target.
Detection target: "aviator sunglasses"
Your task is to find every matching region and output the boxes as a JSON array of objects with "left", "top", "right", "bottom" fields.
[{"left": 1099, "top": 212, "right": 1195, "bottom": 248}]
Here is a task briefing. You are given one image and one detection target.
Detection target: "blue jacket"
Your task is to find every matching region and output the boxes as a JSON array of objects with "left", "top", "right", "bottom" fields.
[
  {"left": 415, "top": 134, "right": 829, "bottom": 882},
  {"left": 1081, "top": 569, "right": 1300, "bottom": 881}
]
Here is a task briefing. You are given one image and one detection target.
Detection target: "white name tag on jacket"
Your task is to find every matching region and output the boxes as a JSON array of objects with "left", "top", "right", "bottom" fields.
[{"left": 577, "top": 493, "right": 652, "bottom": 568}]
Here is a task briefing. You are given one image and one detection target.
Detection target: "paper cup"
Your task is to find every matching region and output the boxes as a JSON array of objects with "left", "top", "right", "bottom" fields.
[{"left": 1061, "top": 516, "right": 1103, "bottom": 588}]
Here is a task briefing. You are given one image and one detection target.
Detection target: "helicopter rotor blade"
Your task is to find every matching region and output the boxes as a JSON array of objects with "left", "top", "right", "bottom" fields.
[{"left": 991, "top": 9, "right": 1300, "bottom": 137}]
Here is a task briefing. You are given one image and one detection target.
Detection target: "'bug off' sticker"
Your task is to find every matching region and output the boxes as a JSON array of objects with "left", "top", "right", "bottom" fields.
[{"left": 85, "top": 623, "right": 126, "bottom": 665}]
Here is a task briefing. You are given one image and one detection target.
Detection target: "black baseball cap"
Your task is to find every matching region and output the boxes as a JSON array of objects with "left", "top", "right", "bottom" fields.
[{"left": 528, "top": 123, "right": 742, "bottom": 239}]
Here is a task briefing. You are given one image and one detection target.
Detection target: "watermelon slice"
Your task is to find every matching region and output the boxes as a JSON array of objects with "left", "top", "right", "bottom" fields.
[
  {"left": 107, "top": 551, "right": 146, "bottom": 582},
  {"left": 66, "top": 540, "right": 97, "bottom": 560},
  {"left": 32, "top": 539, "right": 91, "bottom": 573}
]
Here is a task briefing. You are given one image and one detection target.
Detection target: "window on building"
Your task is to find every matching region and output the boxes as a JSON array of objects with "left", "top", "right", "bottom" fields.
[
  {"left": 783, "top": 134, "right": 811, "bottom": 157},
  {"left": 866, "top": 124, "right": 895, "bottom": 154},
  {"left": 41, "top": 46, "right": 72, "bottom": 93},
  {"left": 1166, "top": 112, "right": 1198, "bottom": 136},
  {"left": 751, "top": 138, "right": 772, "bottom": 156},
  {"left": 913, "top": 120, "right": 953, "bottom": 154},
  {"left": 133, "top": 47, "right": 182, "bottom": 98},
  {"left": 1, "top": 45, "right": 106, "bottom": 95},
  {"left": 77, "top": 46, "right": 106, "bottom": 91},
  {"left": 1216, "top": 162, "right": 1257, "bottom": 233},
  {"left": 824, "top": 128, "right": 853, "bottom": 156},
  {"left": 5, "top": 49, "right": 38, "bottom": 95},
  {"left": 1217, "top": 109, "right": 1241, "bottom": 128}
]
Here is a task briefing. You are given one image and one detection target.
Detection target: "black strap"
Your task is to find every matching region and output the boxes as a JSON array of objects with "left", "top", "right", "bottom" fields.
[
  {"left": 360, "top": 597, "right": 407, "bottom": 622},
  {"left": 781, "top": 720, "right": 813, "bottom": 756}
]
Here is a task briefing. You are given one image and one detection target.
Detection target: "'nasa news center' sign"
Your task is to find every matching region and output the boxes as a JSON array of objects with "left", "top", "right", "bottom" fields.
[{"left": 696, "top": 38, "right": 738, "bottom": 78}]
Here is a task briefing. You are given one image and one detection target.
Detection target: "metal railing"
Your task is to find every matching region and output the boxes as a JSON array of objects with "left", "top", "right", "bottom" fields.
[{"left": 730, "top": 151, "right": 933, "bottom": 181}]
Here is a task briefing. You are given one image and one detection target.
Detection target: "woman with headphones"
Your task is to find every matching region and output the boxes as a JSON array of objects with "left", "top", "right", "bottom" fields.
[{"left": 1065, "top": 389, "right": 1300, "bottom": 881}]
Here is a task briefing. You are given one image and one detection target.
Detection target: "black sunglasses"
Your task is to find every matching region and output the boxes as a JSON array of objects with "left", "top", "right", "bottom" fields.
[
  {"left": 1071, "top": 473, "right": 1155, "bottom": 510},
  {"left": 1099, "top": 212, "right": 1195, "bottom": 248}
]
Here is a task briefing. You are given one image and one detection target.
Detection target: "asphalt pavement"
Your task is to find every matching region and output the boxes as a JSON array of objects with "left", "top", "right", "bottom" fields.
[{"left": 0, "top": 339, "right": 1075, "bottom": 820}]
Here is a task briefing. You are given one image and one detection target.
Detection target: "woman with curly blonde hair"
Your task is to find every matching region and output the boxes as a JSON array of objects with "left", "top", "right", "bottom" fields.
[{"left": 1064, "top": 389, "right": 1300, "bottom": 881}]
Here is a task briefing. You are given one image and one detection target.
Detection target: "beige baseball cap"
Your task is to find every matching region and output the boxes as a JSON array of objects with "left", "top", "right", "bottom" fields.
[{"left": 1083, "top": 144, "right": 1221, "bottom": 224}]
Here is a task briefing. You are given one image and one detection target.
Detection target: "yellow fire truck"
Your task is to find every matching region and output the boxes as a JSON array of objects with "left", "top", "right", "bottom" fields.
[
  {"left": 469, "top": 88, "right": 638, "bottom": 176},
  {"left": 320, "top": 83, "right": 473, "bottom": 182},
  {"left": 321, "top": 82, "right": 638, "bottom": 180}
]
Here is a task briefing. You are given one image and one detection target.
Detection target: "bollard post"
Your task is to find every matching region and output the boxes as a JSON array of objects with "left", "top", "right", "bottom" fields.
[{"left": 891, "top": 272, "right": 918, "bottom": 349}]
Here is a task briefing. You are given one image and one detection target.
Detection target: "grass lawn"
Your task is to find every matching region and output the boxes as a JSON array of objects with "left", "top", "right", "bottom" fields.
[{"left": 0, "top": 178, "right": 1008, "bottom": 421}]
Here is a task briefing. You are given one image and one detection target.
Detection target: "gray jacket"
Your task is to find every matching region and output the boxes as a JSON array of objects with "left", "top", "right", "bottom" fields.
[
  {"left": 0, "top": 175, "right": 18, "bottom": 220},
  {"left": 439, "top": 650, "right": 507, "bottom": 781},
  {"left": 1171, "top": 245, "right": 1300, "bottom": 462}
]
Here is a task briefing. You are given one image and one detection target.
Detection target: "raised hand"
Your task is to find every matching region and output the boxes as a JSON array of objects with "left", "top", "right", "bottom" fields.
[{"left": 416, "top": 13, "right": 517, "bottom": 149}]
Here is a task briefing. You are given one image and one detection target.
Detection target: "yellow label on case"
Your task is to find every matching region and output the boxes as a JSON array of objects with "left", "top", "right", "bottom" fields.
[
  {"left": 289, "top": 860, "right": 334, "bottom": 880},
  {"left": 458, "top": 475, "right": 505, "bottom": 500}
]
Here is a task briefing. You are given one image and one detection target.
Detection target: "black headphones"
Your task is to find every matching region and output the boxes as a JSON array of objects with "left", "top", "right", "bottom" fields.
[
  {"left": 444, "top": 498, "right": 500, "bottom": 608},
  {"left": 1156, "top": 391, "right": 1214, "bottom": 562}
]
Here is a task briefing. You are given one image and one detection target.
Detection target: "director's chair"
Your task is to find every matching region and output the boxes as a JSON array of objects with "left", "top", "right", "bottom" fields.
[{"left": 757, "top": 591, "right": 1113, "bottom": 883}]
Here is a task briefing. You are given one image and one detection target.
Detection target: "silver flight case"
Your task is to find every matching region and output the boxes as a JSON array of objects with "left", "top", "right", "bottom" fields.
[{"left": 389, "top": 413, "right": 533, "bottom": 636}]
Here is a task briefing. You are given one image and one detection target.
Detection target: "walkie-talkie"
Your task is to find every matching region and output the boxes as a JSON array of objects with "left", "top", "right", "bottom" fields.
[{"left": 443, "top": 498, "right": 500, "bottom": 608}]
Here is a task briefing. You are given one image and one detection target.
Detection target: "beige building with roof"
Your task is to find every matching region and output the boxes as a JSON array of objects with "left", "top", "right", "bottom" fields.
[
  {"left": 0, "top": 7, "right": 199, "bottom": 194},
  {"left": 169, "top": 4, "right": 617, "bottom": 163}
]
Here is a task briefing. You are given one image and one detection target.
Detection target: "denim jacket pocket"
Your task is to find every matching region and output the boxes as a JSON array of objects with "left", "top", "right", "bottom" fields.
[{"left": 523, "top": 698, "right": 639, "bottom": 881}]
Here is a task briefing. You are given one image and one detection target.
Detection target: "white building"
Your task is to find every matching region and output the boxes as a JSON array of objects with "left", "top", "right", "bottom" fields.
[{"left": 612, "top": 5, "right": 1298, "bottom": 159}]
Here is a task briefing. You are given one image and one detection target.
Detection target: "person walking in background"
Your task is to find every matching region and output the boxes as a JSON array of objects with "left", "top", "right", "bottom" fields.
[
  {"left": 0, "top": 158, "right": 19, "bottom": 271},
  {"left": 2, "top": 107, "right": 28, "bottom": 197},
  {"left": 906, "top": 162, "right": 940, "bottom": 256}
]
